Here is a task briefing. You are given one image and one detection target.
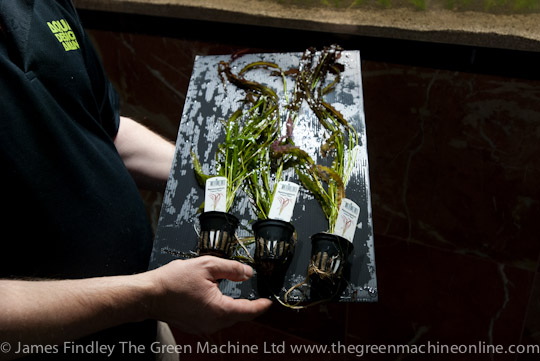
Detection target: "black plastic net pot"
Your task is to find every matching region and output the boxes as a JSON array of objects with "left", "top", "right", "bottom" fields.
[
  {"left": 197, "top": 211, "right": 239, "bottom": 258},
  {"left": 308, "top": 232, "right": 354, "bottom": 300},
  {"left": 252, "top": 219, "right": 296, "bottom": 277}
]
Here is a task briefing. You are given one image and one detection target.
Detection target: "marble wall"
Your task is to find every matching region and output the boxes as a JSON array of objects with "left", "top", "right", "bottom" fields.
[{"left": 81, "top": 10, "right": 540, "bottom": 360}]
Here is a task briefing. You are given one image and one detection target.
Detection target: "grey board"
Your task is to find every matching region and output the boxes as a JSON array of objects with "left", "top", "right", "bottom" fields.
[{"left": 149, "top": 50, "right": 378, "bottom": 303}]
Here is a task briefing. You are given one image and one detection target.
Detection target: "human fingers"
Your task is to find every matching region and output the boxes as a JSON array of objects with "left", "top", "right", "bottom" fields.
[
  {"left": 217, "top": 296, "right": 273, "bottom": 322},
  {"left": 195, "top": 256, "right": 253, "bottom": 283},
  {"left": 200, "top": 297, "right": 272, "bottom": 334}
]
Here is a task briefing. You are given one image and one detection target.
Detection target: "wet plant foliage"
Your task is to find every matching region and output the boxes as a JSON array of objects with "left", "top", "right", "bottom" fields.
[{"left": 192, "top": 44, "right": 358, "bottom": 231}]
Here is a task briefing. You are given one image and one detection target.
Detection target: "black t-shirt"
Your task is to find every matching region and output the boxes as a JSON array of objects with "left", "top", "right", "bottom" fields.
[{"left": 0, "top": 0, "right": 156, "bottom": 359}]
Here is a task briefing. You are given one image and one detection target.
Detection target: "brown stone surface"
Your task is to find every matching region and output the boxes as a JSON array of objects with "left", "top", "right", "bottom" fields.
[{"left": 74, "top": 0, "right": 540, "bottom": 51}]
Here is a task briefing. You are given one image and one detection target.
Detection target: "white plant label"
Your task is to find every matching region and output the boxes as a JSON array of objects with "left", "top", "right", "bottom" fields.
[
  {"left": 268, "top": 181, "right": 300, "bottom": 222},
  {"left": 333, "top": 198, "right": 360, "bottom": 243},
  {"left": 204, "top": 177, "right": 227, "bottom": 212}
]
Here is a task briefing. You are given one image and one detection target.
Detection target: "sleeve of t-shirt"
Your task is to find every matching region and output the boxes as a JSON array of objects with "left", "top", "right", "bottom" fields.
[
  {"left": 78, "top": 22, "right": 120, "bottom": 138},
  {"left": 105, "top": 80, "right": 121, "bottom": 137},
  {"left": 61, "top": 0, "right": 121, "bottom": 138}
]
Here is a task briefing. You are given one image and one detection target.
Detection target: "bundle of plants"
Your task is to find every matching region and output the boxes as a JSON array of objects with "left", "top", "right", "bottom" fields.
[
  {"left": 191, "top": 105, "right": 263, "bottom": 258},
  {"left": 275, "top": 45, "right": 361, "bottom": 306},
  {"left": 219, "top": 56, "right": 301, "bottom": 281}
]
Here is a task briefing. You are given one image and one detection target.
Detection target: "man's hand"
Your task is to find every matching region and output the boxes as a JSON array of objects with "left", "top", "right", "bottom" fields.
[
  {"left": 144, "top": 256, "right": 273, "bottom": 335},
  {"left": 0, "top": 256, "right": 272, "bottom": 360}
]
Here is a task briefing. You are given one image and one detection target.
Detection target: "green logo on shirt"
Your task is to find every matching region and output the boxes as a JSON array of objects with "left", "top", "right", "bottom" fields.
[{"left": 47, "top": 19, "right": 80, "bottom": 52}]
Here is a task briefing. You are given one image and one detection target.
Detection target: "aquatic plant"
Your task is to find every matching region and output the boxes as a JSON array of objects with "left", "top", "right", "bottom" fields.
[
  {"left": 272, "top": 45, "right": 360, "bottom": 308},
  {"left": 217, "top": 59, "right": 290, "bottom": 220},
  {"left": 273, "top": 44, "right": 359, "bottom": 234}
]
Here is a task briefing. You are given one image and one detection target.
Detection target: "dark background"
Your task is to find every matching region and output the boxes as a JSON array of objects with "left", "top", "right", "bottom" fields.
[{"left": 79, "top": 9, "right": 540, "bottom": 361}]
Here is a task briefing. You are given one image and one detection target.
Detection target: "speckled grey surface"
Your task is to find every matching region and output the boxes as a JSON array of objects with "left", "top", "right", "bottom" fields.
[{"left": 149, "top": 50, "right": 378, "bottom": 303}]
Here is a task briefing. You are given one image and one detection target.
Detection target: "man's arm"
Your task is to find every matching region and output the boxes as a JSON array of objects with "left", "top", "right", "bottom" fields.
[
  {"left": 113, "top": 116, "right": 175, "bottom": 191},
  {"left": 0, "top": 257, "right": 273, "bottom": 360}
]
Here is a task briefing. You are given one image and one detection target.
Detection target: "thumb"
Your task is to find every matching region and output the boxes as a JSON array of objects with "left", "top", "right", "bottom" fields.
[{"left": 197, "top": 256, "right": 253, "bottom": 282}]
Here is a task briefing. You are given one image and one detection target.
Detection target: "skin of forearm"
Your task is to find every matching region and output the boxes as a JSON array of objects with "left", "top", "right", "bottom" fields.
[
  {"left": 114, "top": 116, "right": 175, "bottom": 191},
  {"left": 0, "top": 257, "right": 272, "bottom": 360},
  {"left": 0, "top": 273, "right": 155, "bottom": 359}
]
